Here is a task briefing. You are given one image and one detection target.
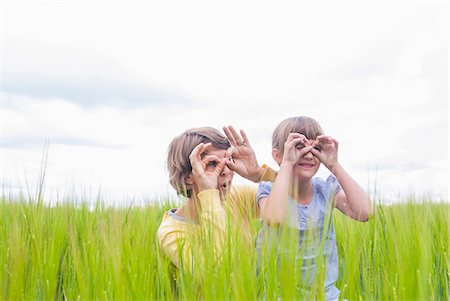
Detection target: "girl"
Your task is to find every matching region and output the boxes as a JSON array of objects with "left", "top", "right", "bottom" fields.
[{"left": 256, "top": 116, "right": 372, "bottom": 300}]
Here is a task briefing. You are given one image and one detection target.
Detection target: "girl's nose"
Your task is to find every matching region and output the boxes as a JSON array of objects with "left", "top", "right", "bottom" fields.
[{"left": 304, "top": 151, "right": 314, "bottom": 159}]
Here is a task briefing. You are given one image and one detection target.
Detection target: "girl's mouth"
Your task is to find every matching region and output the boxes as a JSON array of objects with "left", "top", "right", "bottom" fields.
[{"left": 298, "top": 163, "right": 314, "bottom": 168}]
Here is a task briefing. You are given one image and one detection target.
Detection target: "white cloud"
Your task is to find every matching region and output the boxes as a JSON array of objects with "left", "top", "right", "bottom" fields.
[{"left": 1, "top": 2, "right": 448, "bottom": 203}]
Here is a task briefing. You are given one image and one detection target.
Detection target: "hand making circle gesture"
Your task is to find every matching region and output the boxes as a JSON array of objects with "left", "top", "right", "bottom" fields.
[
  {"left": 189, "top": 142, "right": 227, "bottom": 193},
  {"left": 282, "top": 133, "right": 314, "bottom": 166},
  {"left": 311, "top": 135, "right": 339, "bottom": 172},
  {"left": 223, "top": 126, "right": 262, "bottom": 182}
]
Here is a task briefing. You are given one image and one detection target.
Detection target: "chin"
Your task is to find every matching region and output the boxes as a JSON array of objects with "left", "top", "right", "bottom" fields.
[
  {"left": 219, "top": 188, "right": 231, "bottom": 201},
  {"left": 293, "top": 169, "right": 317, "bottom": 179}
]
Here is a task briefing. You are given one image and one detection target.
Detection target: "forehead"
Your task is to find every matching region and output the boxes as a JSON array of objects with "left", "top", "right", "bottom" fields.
[
  {"left": 203, "top": 147, "right": 228, "bottom": 158},
  {"left": 297, "top": 137, "right": 315, "bottom": 145}
]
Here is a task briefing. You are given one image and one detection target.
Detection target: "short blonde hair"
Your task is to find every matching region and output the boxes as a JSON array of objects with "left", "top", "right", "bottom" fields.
[
  {"left": 167, "top": 127, "right": 231, "bottom": 197},
  {"left": 272, "top": 116, "right": 324, "bottom": 153}
]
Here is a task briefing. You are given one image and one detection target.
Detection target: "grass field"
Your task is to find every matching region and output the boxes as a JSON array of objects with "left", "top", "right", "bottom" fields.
[{"left": 0, "top": 194, "right": 448, "bottom": 300}]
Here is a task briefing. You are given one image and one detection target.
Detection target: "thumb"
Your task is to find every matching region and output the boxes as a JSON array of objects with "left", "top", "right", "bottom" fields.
[
  {"left": 310, "top": 147, "right": 320, "bottom": 157},
  {"left": 310, "top": 147, "right": 324, "bottom": 161},
  {"left": 226, "top": 147, "right": 234, "bottom": 157},
  {"left": 225, "top": 159, "right": 238, "bottom": 172},
  {"left": 214, "top": 158, "right": 227, "bottom": 176},
  {"left": 300, "top": 145, "right": 314, "bottom": 156}
]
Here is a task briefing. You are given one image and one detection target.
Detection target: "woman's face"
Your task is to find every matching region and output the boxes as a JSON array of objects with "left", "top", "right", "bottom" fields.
[{"left": 202, "top": 147, "right": 235, "bottom": 200}]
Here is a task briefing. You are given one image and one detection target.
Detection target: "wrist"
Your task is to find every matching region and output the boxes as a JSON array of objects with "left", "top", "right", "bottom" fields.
[
  {"left": 280, "top": 161, "right": 295, "bottom": 168},
  {"left": 196, "top": 181, "right": 217, "bottom": 193},
  {"left": 280, "top": 162, "right": 295, "bottom": 170},
  {"left": 251, "top": 166, "right": 266, "bottom": 182},
  {"left": 328, "top": 162, "right": 342, "bottom": 174}
]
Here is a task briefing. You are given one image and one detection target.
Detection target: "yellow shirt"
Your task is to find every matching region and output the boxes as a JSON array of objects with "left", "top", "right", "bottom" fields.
[{"left": 156, "top": 166, "right": 277, "bottom": 273}]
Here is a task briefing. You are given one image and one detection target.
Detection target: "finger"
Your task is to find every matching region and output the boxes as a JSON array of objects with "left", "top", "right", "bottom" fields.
[
  {"left": 285, "top": 139, "right": 303, "bottom": 152},
  {"left": 190, "top": 142, "right": 211, "bottom": 164},
  {"left": 190, "top": 143, "right": 208, "bottom": 176},
  {"left": 316, "top": 135, "right": 330, "bottom": 140},
  {"left": 298, "top": 134, "right": 307, "bottom": 140},
  {"left": 225, "top": 158, "right": 238, "bottom": 172},
  {"left": 286, "top": 137, "right": 306, "bottom": 150},
  {"left": 287, "top": 133, "right": 305, "bottom": 145},
  {"left": 201, "top": 154, "right": 222, "bottom": 165},
  {"left": 239, "top": 129, "right": 251, "bottom": 146},
  {"left": 213, "top": 158, "right": 227, "bottom": 176},
  {"left": 223, "top": 126, "right": 237, "bottom": 146},
  {"left": 299, "top": 145, "right": 314, "bottom": 156},
  {"left": 310, "top": 147, "right": 321, "bottom": 157},
  {"left": 332, "top": 138, "right": 339, "bottom": 147},
  {"left": 287, "top": 133, "right": 302, "bottom": 141},
  {"left": 199, "top": 143, "right": 212, "bottom": 159},
  {"left": 189, "top": 142, "right": 204, "bottom": 161},
  {"left": 229, "top": 126, "right": 244, "bottom": 146},
  {"left": 316, "top": 135, "right": 333, "bottom": 144},
  {"left": 226, "top": 147, "right": 234, "bottom": 159}
]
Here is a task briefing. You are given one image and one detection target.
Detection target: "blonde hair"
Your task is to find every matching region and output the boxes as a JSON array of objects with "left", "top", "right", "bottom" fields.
[
  {"left": 167, "top": 127, "right": 230, "bottom": 198},
  {"left": 272, "top": 116, "right": 324, "bottom": 153}
]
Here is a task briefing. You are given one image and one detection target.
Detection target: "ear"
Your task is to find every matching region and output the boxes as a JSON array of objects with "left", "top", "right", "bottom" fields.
[
  {"left": 184, "top": 172, "right": 194, "bottom": 185},
  {"left": 272, "top": 148, "right": 283, "bottom": 165}
]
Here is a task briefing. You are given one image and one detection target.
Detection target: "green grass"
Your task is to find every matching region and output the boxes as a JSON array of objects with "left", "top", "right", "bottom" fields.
[{"left": 0, "top": 194, "right": 448, "bottom": 300}]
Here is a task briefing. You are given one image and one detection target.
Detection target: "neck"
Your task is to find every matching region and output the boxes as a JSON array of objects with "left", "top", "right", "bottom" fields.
[
  {"left": 176, "top": 192, "right": 201, "bottom": 222},
  {"left": 289, "top": 177, "right": 314, "bottom": 205}
]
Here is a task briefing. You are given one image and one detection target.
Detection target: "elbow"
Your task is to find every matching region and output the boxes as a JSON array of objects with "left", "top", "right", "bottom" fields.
[
  {"left": 354, "top": 204, "right": 373, "bottom": 222},
  {"left": 358, "top": 215, "right": 370, "bottom": 222},
  {"left": 354, "top": 214, "right": 369, "bottom": 222}
]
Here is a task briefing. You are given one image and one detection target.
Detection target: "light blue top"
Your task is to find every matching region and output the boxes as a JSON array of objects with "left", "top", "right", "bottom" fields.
[{"left": 256, "top": 175, "right": 342, "bottom": 299}]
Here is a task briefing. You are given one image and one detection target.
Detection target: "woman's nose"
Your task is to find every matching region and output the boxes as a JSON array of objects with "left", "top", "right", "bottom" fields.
[{"left": 220, "top": 164, "right": 232, "bottom": 177}]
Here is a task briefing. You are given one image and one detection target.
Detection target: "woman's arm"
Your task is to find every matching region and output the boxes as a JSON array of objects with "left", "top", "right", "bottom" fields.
[{"left": 157, "top": 189, "right": 227, "bottom": 273}]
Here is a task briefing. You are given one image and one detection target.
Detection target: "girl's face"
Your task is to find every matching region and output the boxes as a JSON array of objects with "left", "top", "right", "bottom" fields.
[
  {"left": 292, "top": 146, "right": 321, "bottom": 179},
  {"left": 274, "top": 137, "right": 321, "bottom": 180}
]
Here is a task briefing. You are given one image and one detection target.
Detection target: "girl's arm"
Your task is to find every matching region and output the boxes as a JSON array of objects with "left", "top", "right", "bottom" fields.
[
  {"left": 332, "top": 163, "right": 373, "bottom": 221},
  {"left": 311, "top": 136, "right": 373, "bottom": 222},
  {"left": 259, "top": 134, "right": 313, "bottom": 225}
]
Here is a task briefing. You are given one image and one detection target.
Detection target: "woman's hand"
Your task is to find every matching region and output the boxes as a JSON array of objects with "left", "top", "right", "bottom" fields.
[
  {"left": 282, "top": 133, "right": 314, "bottom": 167},
  {"left": 311, "top": 135, "right": 339, "bottom": 172},
  {"left": 223, "top": 126, "right": 265, "bottom": 182},
  {"left": 189, "top": 143, "right": 227, "bottom": 192}
]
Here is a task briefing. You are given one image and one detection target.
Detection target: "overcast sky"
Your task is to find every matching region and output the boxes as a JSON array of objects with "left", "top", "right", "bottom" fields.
[{"left": 1, "top": 1, "right": 448, "bottom": 206}]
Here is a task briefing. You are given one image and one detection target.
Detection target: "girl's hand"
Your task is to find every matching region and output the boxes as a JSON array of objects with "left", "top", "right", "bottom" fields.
[
  {"left": 282, "top": 133, "right": 314, "bottom": 166},
  {"left": 189, "top": 143, "right": 227, "bottom": 192},
  {"left": 311, "top": 135, "right": 339, "bottom": 172},
  {"left": 223, "top": 126, "right": 264, "bottom": 182}
]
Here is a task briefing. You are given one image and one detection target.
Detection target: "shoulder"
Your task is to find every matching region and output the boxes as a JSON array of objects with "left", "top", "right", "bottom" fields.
[
  {"left": 313, "top": 175, "right": 341, "bottom": 190},
  {"left": 258, "top": 181, "right": 273, "bottom": 191},
  {"left": 256, "top": 181, "right": 272, "bottom": 201},
  {"left": 257, "top": 181, "right": 272, "bottom": 190},
  {"left": 313, "top": 175, "right": 342, "bottom": 202},
  {"left": 156, "top": 209, "right": 186, "bottom": 240}
]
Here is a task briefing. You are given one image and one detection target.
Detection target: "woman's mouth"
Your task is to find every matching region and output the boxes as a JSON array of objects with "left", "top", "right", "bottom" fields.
[{"left": 220, "top": 182, "right": 231, "bottom": 191}]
